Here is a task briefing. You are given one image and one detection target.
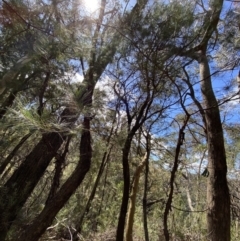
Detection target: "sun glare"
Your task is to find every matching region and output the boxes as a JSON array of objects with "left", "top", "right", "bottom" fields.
[{"left": 83, "top": 0, "right": 100, "bottom": 13}]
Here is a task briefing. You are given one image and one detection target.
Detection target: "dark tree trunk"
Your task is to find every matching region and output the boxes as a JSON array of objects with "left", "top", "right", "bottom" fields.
[
  {"left": 163, "top": 117, "right": 189, "bottom": 241},
  {"left": 116, "top": 135, "right": 133, "bottom": 241},
  {"left": 115, "top": 61, "right": 153, "bottom": 241},
  {"left": 0, "top": 90, "right": 17, "bottom": 119},
  {"left": 0, "top": 131, "right": 33, "bottom": 177},
  {"left": 45, "top": 137, "right": 71, "bottom": 205},
  {"left": 143, "top": 135, "right": 151, "bottom": 241},
  {"left": 72, "top": 148, "right": 112, "bottom": 241},
  {"left": 0, "top": 132, "right": 66, "bottom": 240},
  {"left": 15, "top": 117, "right": 92, "bottom": 241}
]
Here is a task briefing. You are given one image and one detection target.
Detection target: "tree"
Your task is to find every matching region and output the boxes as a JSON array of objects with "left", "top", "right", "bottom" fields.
[
  {"left": 0, "top": 0, "right": 238, "bottom": 240},
  {"left": 178, "top": 0, "right": 230, "bottom": 239},
  {"left": 137, "top": 0, "right": 231, "bottom": 239}
]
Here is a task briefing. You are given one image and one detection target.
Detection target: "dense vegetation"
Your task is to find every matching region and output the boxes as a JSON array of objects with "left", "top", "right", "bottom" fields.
[{"left": 0, "top": 0, "right": 240, "bottom": 240}]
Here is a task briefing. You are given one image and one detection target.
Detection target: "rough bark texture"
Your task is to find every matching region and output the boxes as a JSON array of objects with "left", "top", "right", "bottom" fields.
[{"left": 199, "top": 54, "right": 230, "bottom": 241}]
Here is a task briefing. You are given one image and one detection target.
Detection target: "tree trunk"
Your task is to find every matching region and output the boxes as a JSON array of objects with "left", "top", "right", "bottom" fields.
[
  {"left": 0, "top": 131, "right": 33, "bottom": 177},
  {"left": 125, "top": 153, "right": 146, "bottom": 241},
  {"left": 163, "top": 117, "right": 189, "bottom": 241},
  {"left": 116, "top": 134, "right": 134, "bottom": 241},
  {"left": 199, "top": 54, "right": 230, "bottom": 241},
  {"left": 73, "top": 106, "right": 119, "bottom": 240},
  {"left": 45, "top": 137, "right": 71, "bottom": 205},
  {"left": 177, "top": 0, "right": 230, "bottom": 238},
  {"left": 72, "top": 146, "right": 112, "bottom": 241},
  {"left": 0, "top": 131, "right": 66, "bottom": 240},
  {"left": 143, "top": 135, "right": 150, "bottom": 241},
  {"left": 15, "top": 117, "right": 92, "bottom": 241}
]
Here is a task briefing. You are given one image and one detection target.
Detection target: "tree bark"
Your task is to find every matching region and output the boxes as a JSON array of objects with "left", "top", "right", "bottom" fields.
[
  {"left": 199, "top": 54, "right": 230, "bottom": 241},
  {"left": 163, "top": 116, "right": 190, "bottom": 241},
  {"left": 45, "top": 136, "right": 71, "bottom": 205},
  {"left": 143, "top": 134, "right": 151, "bottom": 241},
  {"left": 143, "top": 162, "right": 150, "bottom": 241},
  {"left": 0, "top": 131, "right": 66, "bottom": 240},
  {"left": 72, "top": 148, "right": 112, "bottom": 241},
  {"left": 16, "top": 117, "right": 92, "bottom": 241},
  {"left": 116, "top": 94, "right": 153, "bottom": 241},
  {"left": 0, "top": 131, "right": 33, "bottom": 178},
  {"left": 116, "top": 134, "right": 134, "bottom": 241},
  {"left": 125, "top": 153, "right": 146, "bottom": 241}
]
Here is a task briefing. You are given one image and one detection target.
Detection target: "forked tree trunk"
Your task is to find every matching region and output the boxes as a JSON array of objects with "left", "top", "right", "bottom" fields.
[
  {"left": 15, "top": 117, "right": 92, "bottom": 241},
  {"left": 116, "top": 105, "right": 153, "bottom": 241},
  {"left": 0, "top": 131, "right": 66, "bottom": 241}
]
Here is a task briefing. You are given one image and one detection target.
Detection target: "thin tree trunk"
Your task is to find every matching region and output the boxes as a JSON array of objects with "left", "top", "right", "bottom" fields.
[
  {"left": 72, "top": 146, "right": 112, "bottom": 241},
  {"left": 98, "top": 163, "right": 109, "bottom": 211},
  {"left": 143, "top": 135, "right": 151, "bottom": 241},
  {"left": 37, "top": 71, "right": 51, "bottom": 116},
  {"left": 163, "top": 116, "right": 190, "bottom": 241},
  {"left": 116, "top": 134, "right": 134, "bottom": 241},
  {"left": 186, "top": 186, "right": 194, "bottom": 212},
  {"left": 45, "top": 137, "right": 71, "bottom": 205},
  {"left": 116, "top": 69, "right": 153, "bottom": 241},
  {"left": 125, "top": 153, "right": 146, "bottom": 241}
]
